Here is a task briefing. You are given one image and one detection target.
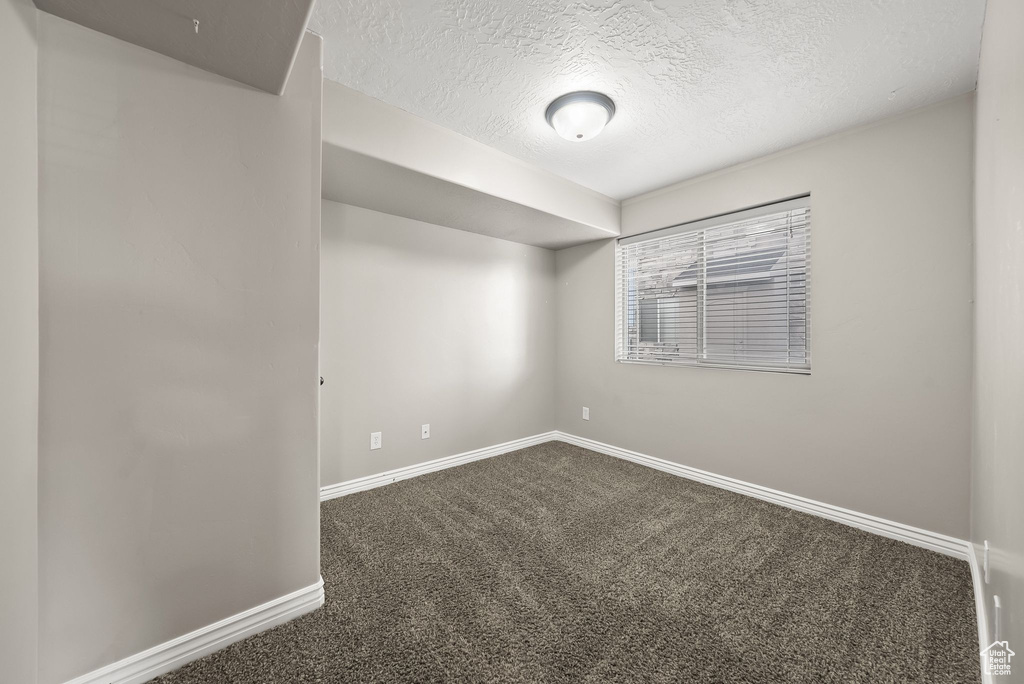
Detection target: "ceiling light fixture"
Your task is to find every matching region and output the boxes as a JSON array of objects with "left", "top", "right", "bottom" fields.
[{"left": 545, "top": 91, "right": 615, "bottom": 142}]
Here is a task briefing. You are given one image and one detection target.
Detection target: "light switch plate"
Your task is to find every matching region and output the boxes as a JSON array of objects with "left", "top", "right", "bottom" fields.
[{"left": 582, "top": 407, "right": 590, "bottom": 421}]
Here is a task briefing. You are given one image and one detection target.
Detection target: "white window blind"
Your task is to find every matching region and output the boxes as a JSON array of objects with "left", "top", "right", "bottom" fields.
[{"left": 615, "top": 196, "right": 810, "bottom": 373}]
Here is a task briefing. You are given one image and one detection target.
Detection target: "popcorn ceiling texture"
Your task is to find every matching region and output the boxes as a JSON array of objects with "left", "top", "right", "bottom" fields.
[{"left": 311, "top": 0, "right": 985, "bottom": 200}]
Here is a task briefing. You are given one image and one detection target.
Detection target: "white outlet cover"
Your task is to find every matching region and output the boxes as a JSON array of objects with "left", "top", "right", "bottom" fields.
[
  {"left": 582, "top": 407, "right": 590, "bottom": 420},
  {"left": 421, "top": 424, "right": 430, "bottom": 439},
  {"left": 370, "top": 432, "right": 382, "bottom": 450}
]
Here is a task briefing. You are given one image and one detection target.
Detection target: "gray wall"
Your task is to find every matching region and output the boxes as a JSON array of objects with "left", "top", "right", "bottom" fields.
[
  {"left": 555, "top": 95, "right": 974, "bottom": 538},
  {"left": 320, "top": 201, "right": 556, "bottom": 487},
  {"left": 973, "top": 0, "right": 1024, "bottom": 658},
  {"left": 0, "top": 0, "right": 38, "bottom": 682},
  {"left": 37, "top": 15, "right": 322, "bottom": 684}
]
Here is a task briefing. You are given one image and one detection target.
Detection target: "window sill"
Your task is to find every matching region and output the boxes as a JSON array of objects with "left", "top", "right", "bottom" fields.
[{"left": 615, "top": 358, "right": 811, "bottom": 376}]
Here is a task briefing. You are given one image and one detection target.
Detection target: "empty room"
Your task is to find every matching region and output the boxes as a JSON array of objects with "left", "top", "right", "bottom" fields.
[{"left": 3, "top": 0, "right": 1023, "bottom": 682}]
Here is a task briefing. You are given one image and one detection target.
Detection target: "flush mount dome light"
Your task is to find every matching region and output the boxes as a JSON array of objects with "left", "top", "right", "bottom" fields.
[{"left": 545, "top": 91, "right": 615, "bottom": 142}]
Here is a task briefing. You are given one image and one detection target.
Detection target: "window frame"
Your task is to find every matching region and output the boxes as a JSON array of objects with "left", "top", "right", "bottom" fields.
[{"left": 614, "top": 195, "right": 811, "bottom": 375}]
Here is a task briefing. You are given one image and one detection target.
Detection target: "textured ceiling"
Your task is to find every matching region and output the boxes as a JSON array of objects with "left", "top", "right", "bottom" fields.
[{"left": 311, "top": 0, "right": 985, "bottom": 200}]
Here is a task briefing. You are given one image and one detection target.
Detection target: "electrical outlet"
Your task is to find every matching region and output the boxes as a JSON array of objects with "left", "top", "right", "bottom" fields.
[
  {"left": 421, "top": 424, "right": 430, "bottom": 439},
  {"left": 370, "top": 432, "right": 382, "bottom": 450},
  {"left": 984, "top": 540, "right": 990, "bottom": 584},
  {"left": 582, "top": 407, "right": 590, "bottom": 421}
]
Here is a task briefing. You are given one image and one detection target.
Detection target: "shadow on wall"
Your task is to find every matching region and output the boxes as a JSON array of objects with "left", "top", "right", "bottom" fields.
[
  {"left": 38, "top": 266, "right": 320, "bottom": 679},
  {"left": 319, "top": 202, "right": 557, "bottom": 487}
]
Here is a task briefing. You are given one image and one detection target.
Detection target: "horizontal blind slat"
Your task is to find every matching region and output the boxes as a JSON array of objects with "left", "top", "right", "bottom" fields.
[{"left": 615, "top": 199, "right": 811, "bottom": 373}]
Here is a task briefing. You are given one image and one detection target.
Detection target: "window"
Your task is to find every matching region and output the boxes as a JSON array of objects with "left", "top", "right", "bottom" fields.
[{"left": 615, "top": 196, "right": 810, "bottom": 373}]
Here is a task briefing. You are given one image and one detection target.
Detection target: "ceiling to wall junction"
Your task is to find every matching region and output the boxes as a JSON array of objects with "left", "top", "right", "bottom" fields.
[
  {"left": 34, "top": 0, "right": 315, "bottom": 94},
  {"left": 311, "top": 0, "right": 986, "bottom": 200}
]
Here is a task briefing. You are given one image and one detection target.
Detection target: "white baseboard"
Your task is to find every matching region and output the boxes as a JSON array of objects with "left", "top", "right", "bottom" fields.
[
  {"left": 319, "top": 431, "right": 559, "bottom": 501},
  {"left": 967, "top": 541, "right": 994, "bottom": 684},
  {"left": 62, "top": 432, "right": 984, "bottom": 683},
  {"left": 553, "top": 432, "right": 970, "bottom": 560},
  {"left": 553, "top": 433, "right": 989, "bottom": 675},
  {"left": 319, "top": 430, "right": 985, "bottom": 673},
  {"left": 64, "top": 577, "right": 325, "bottom": 684},
  {"left": 320, "top": 429, "right": 970, "bottom": 558}
]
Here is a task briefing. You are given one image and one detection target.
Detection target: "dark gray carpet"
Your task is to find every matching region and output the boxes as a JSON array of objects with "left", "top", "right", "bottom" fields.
[{"left": 154, "top": 441, "right": 980, "bottom": 683}]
